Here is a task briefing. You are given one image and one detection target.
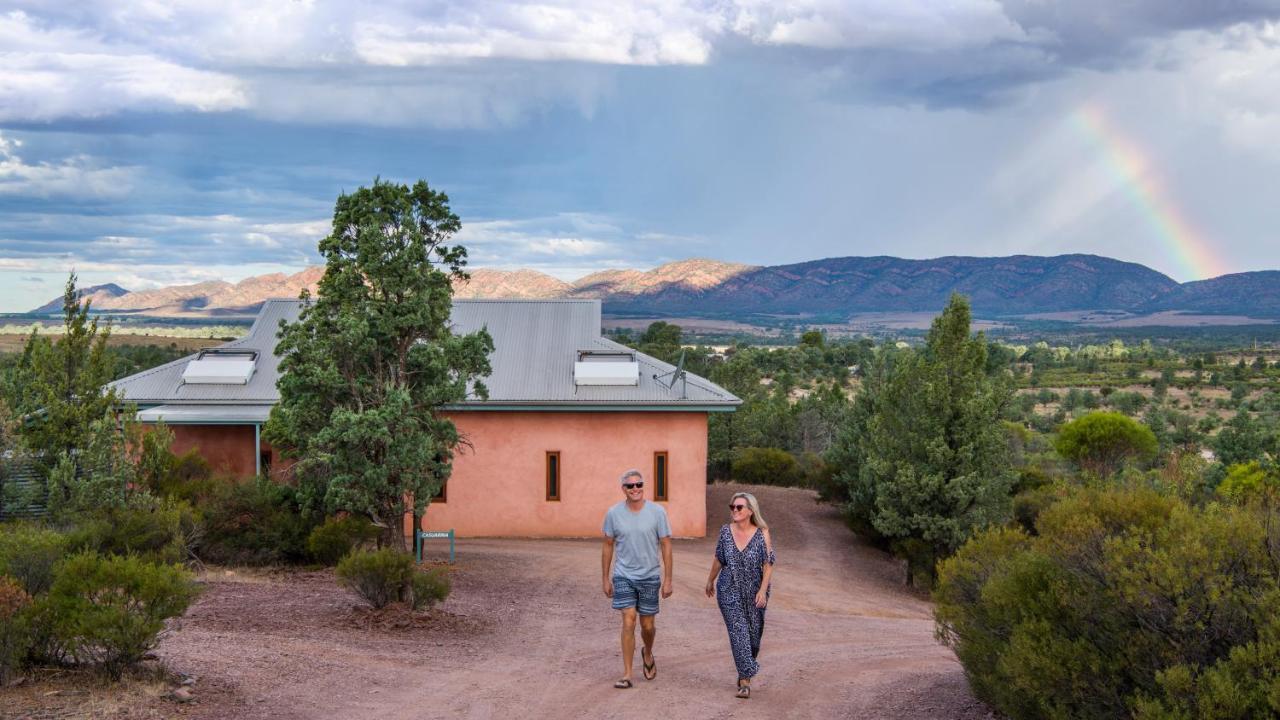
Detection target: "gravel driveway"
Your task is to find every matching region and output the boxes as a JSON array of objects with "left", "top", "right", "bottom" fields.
[{"left": 158, "top": 483, "right": 994, "bottom": 720}]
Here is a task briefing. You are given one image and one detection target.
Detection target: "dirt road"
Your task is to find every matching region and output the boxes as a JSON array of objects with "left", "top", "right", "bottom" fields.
[{"left": 159, "top": 483, "right": 993, "bottom": 719}]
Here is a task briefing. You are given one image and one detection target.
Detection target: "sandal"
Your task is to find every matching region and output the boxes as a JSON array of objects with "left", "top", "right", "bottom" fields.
[
  {"left": 736, "top": 680, "right": 751, "bottom": 699},
  {"left": 614, "top": 678, "right": 633, "bottom": 689},
  {"left": 642, "top": 649, "right": 656, "bottom": 680}
]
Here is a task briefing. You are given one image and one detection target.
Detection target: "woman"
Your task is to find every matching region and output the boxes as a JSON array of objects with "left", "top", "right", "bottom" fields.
[{"left": 704, "top": 491, "right": 775, "bottom": 699}]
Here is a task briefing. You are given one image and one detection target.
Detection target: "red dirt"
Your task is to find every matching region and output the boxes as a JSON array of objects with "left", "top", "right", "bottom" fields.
[{"left": 7, "top": 483, "right": 994, "bottom": 718}]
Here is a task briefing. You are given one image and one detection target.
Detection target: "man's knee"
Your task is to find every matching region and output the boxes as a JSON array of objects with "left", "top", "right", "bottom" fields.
[
  {"left": 621, "top": 608, "right": 638, "bottom": 630},
  {"left": 639, "top": 615, "right": 656, "bottom": 632}
]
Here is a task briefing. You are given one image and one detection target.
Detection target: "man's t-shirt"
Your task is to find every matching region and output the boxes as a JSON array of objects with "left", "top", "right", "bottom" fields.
[{"left": 603, "top": 500, "right": 672, "bottom": 581}]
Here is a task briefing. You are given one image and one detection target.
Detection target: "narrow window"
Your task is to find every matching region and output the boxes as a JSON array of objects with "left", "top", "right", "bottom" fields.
[
  {"left": 432, "top": 480, "right": 447, "bottom": 503},
  {"left": 259, "top": 451, "right": 272, "bottom": 478},
  {"left": 654, "top": 451, "right": 669, "bottom": 502},
  {"left": 546, "top": 451, "right": 561, "bottom": 501}
]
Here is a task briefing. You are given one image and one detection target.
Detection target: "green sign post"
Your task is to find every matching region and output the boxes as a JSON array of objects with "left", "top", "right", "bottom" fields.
[{"left": 416, "top": 529, "right": 455, "bottom": 564}]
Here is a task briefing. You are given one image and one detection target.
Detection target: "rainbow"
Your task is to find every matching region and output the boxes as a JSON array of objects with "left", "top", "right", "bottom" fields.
[{"left": 1070, "top": 102, "right": 1228, "bottom": 281}]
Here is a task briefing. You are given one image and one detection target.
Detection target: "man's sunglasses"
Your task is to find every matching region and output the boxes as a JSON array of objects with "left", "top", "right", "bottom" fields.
[
  {"left": 729, "top": 503, "right": 748, "bottom": 511},
  {"left": 623, "top": 482, "right": 644, "bottom": 489}
]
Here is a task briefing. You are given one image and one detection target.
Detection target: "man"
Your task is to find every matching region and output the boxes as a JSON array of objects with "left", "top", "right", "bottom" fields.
[{"left": 602, "top": 468, "right": 673, "bottom": 689}]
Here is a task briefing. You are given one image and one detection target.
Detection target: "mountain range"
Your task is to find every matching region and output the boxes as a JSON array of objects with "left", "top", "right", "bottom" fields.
[{"left": 31, "top": 255, "right": 1280, "bottom": 320}]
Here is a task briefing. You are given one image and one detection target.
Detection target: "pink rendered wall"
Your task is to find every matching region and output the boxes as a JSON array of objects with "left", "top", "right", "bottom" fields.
[{"left": 418, "top": 411, "right": 709, "bottom": 538}]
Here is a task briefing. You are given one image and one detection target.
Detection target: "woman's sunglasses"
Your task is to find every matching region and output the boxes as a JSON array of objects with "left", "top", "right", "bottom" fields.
[{"left": 729, "top": 503, "right": 748, "bottom": 511}]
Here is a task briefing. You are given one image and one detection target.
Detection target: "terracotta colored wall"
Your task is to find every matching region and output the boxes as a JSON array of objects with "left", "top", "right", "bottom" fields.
[
  {"left": 418, "top": 412, "right": 709, "bottom": 538},
  {"left": 168, "top": 425, "right": 264, "bottom": 478}
]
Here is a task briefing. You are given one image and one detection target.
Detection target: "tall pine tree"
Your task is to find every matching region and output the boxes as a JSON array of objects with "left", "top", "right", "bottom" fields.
[
  {"left": 829, "top": 294, "right": 1014, "bottom": 585},
  {"left": 264, "top": 179, "right": 493, "bottom": 551}
]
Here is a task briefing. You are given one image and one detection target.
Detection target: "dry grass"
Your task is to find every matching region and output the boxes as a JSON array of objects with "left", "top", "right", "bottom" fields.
[{"left": 0, "top": 334, "right": 222, "bottom": 354}]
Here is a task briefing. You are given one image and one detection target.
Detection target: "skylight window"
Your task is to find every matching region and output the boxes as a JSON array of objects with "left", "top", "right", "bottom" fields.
[
  {"left": 574, "top": 350, "right": 639, "bottom": 386},
  {"left": 181, "top": 349, "right": 258, "bottom": 385}
]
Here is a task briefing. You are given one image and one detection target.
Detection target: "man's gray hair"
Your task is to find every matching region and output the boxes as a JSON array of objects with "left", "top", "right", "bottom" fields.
[{"left": 619, "top": 468, "right": 643, "bottom": 484}]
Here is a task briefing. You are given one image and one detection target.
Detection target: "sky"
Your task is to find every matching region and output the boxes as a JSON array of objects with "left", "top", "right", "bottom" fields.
[{"left": 2, "top": 1, "right": 1280, "bottom": 312}]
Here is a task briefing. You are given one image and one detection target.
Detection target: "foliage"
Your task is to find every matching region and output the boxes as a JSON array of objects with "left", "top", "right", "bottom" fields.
[
  {"left": 1054, "top": 411, "right": 1159, "bottom": 477},
  {"left": 0, "top": 576, "right": 33, "bottom": 686},
  {"left": 1217, "top": 462, "right": 1279, "bottom": 502},
  {"left": 336, "top": 548, "right": 416, "bottom": 609},
  {"left": 409, "top": 567, "right": 451, "bottom": 611},
  {"left": 0, "top": 523, "right": 67, "bottom": 596},
  {"left": 40, "top": 552, "right": 197, "bottom": 678},
  {"left": 5, "top": 274, "right": 119, "bottom": 478},
  {"left": 731, "top": 447, "right": 800, "bottom": 487},
  {"left": 65, "top": 501, "right": 197, "bottom": 566},
  {"left": 44, "top": 413, "right": 149, "bottom": 519},
  {"left": 828, "top": 294, "right": 1016, "bottom": 584},
  {"left": 1213, "top": 411, "right": 1275, "bottom": 468},
  {"left": 197, "top": 477, "right": 316, "bottom": 565},
  {"left": 307, "top": 515, "right": 381, "bottom": 565},
  {"left": 935, "top": 487, "right": 1280, "bottom": 720},
  {"left": 264, "top": 179, "right": 493, "bottom": 551}
]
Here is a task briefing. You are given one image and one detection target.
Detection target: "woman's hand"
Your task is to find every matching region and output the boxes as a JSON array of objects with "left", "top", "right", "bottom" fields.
[
  {"left": 705, "top": 581, "right": 715, "bottom": 598},
  {"left": 754, "top": 588, "right": 767, "bottom": 608}
]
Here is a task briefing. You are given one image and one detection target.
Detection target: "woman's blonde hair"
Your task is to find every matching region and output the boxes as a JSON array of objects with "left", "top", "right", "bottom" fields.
[{"left": 731, "top": 492, "right": 767, "bottom": 529}]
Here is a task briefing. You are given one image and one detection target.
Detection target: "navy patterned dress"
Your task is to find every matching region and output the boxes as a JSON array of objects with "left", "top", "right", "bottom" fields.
[{"left": 714, "top": 524, "right": 776, "bottom": 680}]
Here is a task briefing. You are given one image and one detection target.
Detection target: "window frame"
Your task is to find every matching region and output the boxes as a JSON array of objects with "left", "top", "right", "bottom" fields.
[
  {"left": 653, "top": 451, "right": 669, "bottom": 502},
  {"left": 546, "top": 451, "right": 561, "bottom": 502}
]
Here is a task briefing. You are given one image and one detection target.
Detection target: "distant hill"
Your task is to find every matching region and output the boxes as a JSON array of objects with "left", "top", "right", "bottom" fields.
[
  {"left": 1139, "top": 271, "right": 1280, "bottom": 316},
  {"left": 29, "top": 254, "right": 1280, "bottom": 320},
  {"left": 30, "top": 283, "right": 129, "bottom": 315}
]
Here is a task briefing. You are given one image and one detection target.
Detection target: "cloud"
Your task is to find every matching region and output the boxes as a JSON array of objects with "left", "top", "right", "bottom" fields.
[
  {"left": 0, "top": 11, "right": 248, "bottom": 121},
  {"left": 4, "top": 1, "right": 1278, "bottom": 125},
  {"left": 457, "top": 213, "right": 704, "bottom": 271},
  {"left": 0, "top": 132, "right": 138, "bottom": 199}
]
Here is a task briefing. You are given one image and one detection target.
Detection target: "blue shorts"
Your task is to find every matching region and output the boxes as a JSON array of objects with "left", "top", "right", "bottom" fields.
[{"left": 611, "top": 575, "right": 661, "bottom": 616}]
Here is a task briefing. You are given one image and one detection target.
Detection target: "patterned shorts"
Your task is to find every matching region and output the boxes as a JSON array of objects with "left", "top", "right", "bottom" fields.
[{"left": 611, "top": 575, "right": 661, "bottom": 616}]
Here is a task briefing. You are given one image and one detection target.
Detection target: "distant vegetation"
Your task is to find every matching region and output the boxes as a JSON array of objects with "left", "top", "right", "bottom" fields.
[{"left": 619, "top": 292, "right": 1280, "bottom": 719}]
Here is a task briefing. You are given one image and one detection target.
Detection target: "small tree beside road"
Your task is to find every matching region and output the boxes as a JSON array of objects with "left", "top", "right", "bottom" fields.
[{"left": 265, "top": 179, "right": 493, "bottom": 551}]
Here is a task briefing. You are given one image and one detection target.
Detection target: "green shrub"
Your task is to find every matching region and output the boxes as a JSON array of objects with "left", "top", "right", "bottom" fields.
[
  {"left": 336, "top": 549, "right": 414, "bottom": 609},
  {"left": 935, "top": 487, "right": 1280, "bottom": 719},
  {"left": 197, "top": 477, "right": 316, "bottom": 565},
  {"left": 307, "top": 516, "right": 380, "bottom": 565},
  {"left": 732, "top": 447, "right": 800, "bottom": 487},
  {"left": 42, "top": 552, "right": 197, "bottom": 679},
  {"left": 1055, "top": 411, "right": 1158, "bottom": 477},
  {"left": 0, "top": 576, "right": 33, "bottom": 686},
  {"left": 410, "top": 568, "right": 451, "bottom": 611},
  {"left": 0, "top": 524, "right": 67, "bottom": 596},
  {"left": 65, "top": 501, "right": 196, "bottom": 565}
]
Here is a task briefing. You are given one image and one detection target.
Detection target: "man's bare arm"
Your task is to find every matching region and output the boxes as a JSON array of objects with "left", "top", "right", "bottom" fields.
[
  {"left": 602, "top": 536, "right": 616, "bottom": 597},
  {"left": 660, "top": 536, "right": 673, "bottom": 598}
]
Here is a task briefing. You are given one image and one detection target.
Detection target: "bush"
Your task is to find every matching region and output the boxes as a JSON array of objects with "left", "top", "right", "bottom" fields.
[
  {"left": 0, "top": 524, "right": 67, "bottom": 596},
  {"left": 307, "top": 516, "right": 380, "bottom": 565},
  {"left": 0, "top": 576, "right": 33, "bottom": 686},
  {"left": 1055, "top": 411, "right": 1158, "bottom": 477},
  {"left": 732, "top": 447, "right": 800, "bottom": 487},
  {"left": 336, "top": 549, "right": 414, "bottom": 609},
  {"left": 41, "top": 552, "right": 197, "bottom": 678},
  {"left": 65, "top": 501, "right": 196, "bottom": 565},
  {"left": 935, "top": 487, "right": 1280, "bottom": 719},
  {"left": 410, "top": 568, "right": 451, "bottom": 611},
  {"left": 198, "top": 477, "right": 316, "bottom": 565}
]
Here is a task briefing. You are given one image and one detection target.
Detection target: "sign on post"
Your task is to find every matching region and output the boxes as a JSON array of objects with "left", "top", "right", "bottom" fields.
[{"left": 416, "top": 529, "right": 455, "bottom": 564}]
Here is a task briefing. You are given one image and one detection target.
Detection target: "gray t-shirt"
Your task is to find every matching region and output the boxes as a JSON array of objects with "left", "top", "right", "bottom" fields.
[{"left": 603, "top": 500, "right": 672, "bottom": 581}]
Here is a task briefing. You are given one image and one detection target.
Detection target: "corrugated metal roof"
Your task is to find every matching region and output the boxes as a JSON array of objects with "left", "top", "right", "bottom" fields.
[
  {"left": 111, "top": 298, "right": 740, "bottom": 410},
  {"left": 137, "top": 405, "right": 273, "bottom": 423}
]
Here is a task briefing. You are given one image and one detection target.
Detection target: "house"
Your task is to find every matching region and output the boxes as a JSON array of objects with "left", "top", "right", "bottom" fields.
[{"left": 110, "top": 299, "right": 740, "bottom": 538}]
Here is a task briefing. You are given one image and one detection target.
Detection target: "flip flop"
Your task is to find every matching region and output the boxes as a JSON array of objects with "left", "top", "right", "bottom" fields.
[
  {"left": 614, "top": 678, "right": 633, "bottom": 689},
  {"left": 737, "top": 680, "right": 751, "bottom": 699},
  {"left": 642, "top": 649, "right": 656, "bottom": 680}
]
